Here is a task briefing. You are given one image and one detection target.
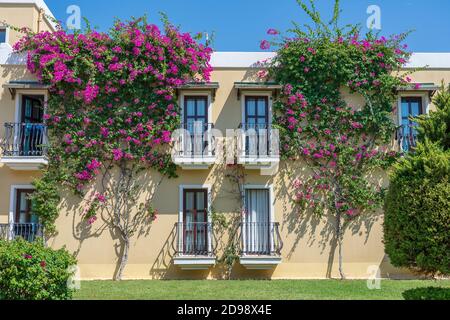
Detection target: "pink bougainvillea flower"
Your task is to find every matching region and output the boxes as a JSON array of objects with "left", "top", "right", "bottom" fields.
[
  {"left": 260, "top": 40, "right": 271, "bottom": 50},
  {"left": 257, "top": 70, "right": 269, "bottom": 79},
  {"left": 88, "top": 216, "right": 97, "bottom": 225},
  {"left": 267, "top": 29, "right": 279, "bottom": 35},
  {"left": 112, "top": 148, "right": 124, "bottom": 161}
]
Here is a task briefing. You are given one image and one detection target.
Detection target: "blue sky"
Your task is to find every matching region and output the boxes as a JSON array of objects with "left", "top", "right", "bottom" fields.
[{"left": 45, "top": 0, "right": 450, "bottom": 52}]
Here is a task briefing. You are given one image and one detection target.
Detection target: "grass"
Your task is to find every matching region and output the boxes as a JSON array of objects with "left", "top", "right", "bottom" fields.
[{"left": 74, "top": 279, "right": 450, "bottom": 300}]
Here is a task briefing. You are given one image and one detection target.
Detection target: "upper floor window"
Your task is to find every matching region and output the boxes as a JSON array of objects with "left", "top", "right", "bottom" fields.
[
  {"left": 184, "top": 96, "right": 209, "bottom": 132},
  {"left": 400, "top": 97, "right": 424, "bottom": 152},
  {"left": 0, "top": 28, "right": 6, "bottom": 43},
  {"left": 244, "top": 96, "right": 269, "bottom": 129}
]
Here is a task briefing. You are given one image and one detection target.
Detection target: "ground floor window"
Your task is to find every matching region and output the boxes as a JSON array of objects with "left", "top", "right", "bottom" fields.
[
  {"left": 243, "top": 188, "right": 272, "bottom": 255},
  {"left": 179, "top": 188, "right": 210, "bottom": 255},
  {"left": 8, "top": 188, "right": 41, "bottom": 242}
]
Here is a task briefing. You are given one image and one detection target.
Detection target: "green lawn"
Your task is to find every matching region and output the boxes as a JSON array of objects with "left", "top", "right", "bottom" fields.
[{"left": 74, "top": 279, "right": 450, "bottom": 300}]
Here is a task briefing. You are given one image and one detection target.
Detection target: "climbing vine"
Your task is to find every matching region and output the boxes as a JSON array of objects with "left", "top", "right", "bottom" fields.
[
  {"left": 15, "top": 16, "right": 212, "bottom": 280},
  {"left": 260, "top": 0, "right": 412, "bottom": 278}
]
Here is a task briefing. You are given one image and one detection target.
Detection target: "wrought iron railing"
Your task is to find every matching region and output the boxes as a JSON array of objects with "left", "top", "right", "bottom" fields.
[
  {"left": 174, "top": 222, "right": 215, "bottom": 256},
  {"left": 2, "top": 123, "right": 48, "bottom": 157},
  {"left": 0, "top": 223, "right": 44, "bottom": 242},
  {"left": 175, "top": 123, "right": 216, "bottom": 158},
  {"left": 397, "top": 125, "right": 418, "bottom": 152},
  {"left": 238, "top": 123, "right": 279, "bottom": 158},
  {"left": 239, "top": 222, "right": 283, "bottom": 256}
]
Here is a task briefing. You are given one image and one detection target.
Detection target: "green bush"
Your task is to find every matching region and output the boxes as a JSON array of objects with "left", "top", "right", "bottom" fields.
[
  {"left": 403, "top": 287, "right": 450, "bottom": 300},
  {"left": 384, "top": 142, "right": 450, "bottom": 276},
  {"left": 0, "top": 239, "right": 77, "bottom": 300}
]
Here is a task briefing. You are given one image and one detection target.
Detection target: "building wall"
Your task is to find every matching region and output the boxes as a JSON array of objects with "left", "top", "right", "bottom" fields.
[
  {"left": 1, "top": 3, "right": 450, "bottom": 280},
  {"left": 0, "top": 2, "right": 55, "bottom": 46},
  {"left": 35, "top": 68, "right": 450, "bottom": 280}
]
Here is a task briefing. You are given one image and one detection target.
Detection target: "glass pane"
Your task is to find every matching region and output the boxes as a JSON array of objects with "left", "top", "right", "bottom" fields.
[
  {"left": 196, "top": 99, "right": 206, "bottom": 116},
  {"left": 247, "top": 117, "right": 256, "bottom": 125},
  {"left": 257, "top": 118, "right": 267, "bottom": 126},
  {"left": 257, "top": 99, "right": 267, "bottom": 117},
  {"left": 0, "top": 30, "right": 5, "bottom": 43},
  {"left": 186, "top": 99, "right": 195, "bottom": 116},
  {"left": 196, "top": 192, "right": 205, "bottom": 211},
  {"left": 18, "top": 193, "right": 29, "bottom": 223},
  {"left": 25, "top": 99, "right": 32, "bottom": 119},
  {"left": 246, "top": 99, "right": 256, "bottom": 116},
  {"left": 185, "top": 192, "right": 194, "bottom": 211},
  {"left": 401, "top": 102, "right": 409, "bottom": 117},
  {"left": 411, "top": 102, "right": 420, "bottom": 116},
  {"left": 402, "top": 119, "right": 410, "bottom": 129}
]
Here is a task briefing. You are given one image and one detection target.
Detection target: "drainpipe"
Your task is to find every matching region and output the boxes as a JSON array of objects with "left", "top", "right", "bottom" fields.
[{"left": 37, "top": 8, "right": 44, "bottom": 32}]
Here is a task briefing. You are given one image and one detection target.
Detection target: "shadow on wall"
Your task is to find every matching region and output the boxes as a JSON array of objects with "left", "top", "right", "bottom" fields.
[
  {"left": 54, "top": 167, "right": 162, "bottom": 280},
  {"left": 274, "top": 161, "right": 384, "bottom": 278}
]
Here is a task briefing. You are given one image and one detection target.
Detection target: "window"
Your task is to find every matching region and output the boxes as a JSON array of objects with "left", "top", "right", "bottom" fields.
[
  {"left": 14, "top": 189, "right": 41, "bottom": 242},
  {"left": 182, "top": 96, "right": 210, "bottom": 156},
  {"left": 243, "top": 189, "right": 271, "bottom": 255},
  {"left": 16, "top": 95, "right": 46, "bottom": 156},
  {"left": 182, "top": 189, "right": 209, "bottom": 255},
  {"left": 243, "top": 96, "right": 270, "bottom": 156},
  {"left": 184, "top": 96, "right": 208, "bottom": 131},
  {"left": 0, "top": 28, "right": 6, "bottom": 43},
  {"left": 245, "top": 96, "right": 269, "bottom": 129},
  {"left": 400, "top": 97, "right": 423, "bottom": 151}
]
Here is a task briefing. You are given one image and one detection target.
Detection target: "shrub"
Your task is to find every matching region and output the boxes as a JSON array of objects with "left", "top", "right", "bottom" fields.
[
  {"left": 384, "top": 142, "right": 450, "bottom": 276},
  {"left": 0, "top": 239, "right": 77, "bottom": 300},
  {"left": 403, "top": 287, "right": 450, "bottom": 300}
]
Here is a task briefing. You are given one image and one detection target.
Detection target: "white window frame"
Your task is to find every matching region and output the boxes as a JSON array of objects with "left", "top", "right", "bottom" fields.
[
  {"left": 7, "top": 184, "right": 35, "bottom": 240},
  {"left": 242, "top": 184, "right": 275, "bottom": 255},
  {"left": 9, "top": 184, "right": 35, "bottom": 224},
  {"left": 240, "top": 92, "right": 274, "bottom": 158},
  {"left": 178, "top": 91, "right": 213, "bottom": 157},
  {"left": 14, "top": 90, "right": 48, "bottom": 124},
  {"left": 397, "top": 92, "right": 430, "bottom": 126},
  {"left": 178, "top": 184, "right": 213, "bottom": 256},
  {"left": 0, "top": 26, "right": 9, "bottom": 45}
]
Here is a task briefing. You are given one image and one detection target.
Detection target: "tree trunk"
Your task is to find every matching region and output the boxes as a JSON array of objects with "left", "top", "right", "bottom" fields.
[
  {"left": 114, "top": 234, "right": 130, "bottom": 281},
  {"left": 336, "top": 212, "right": 346, "bottom": 280}
]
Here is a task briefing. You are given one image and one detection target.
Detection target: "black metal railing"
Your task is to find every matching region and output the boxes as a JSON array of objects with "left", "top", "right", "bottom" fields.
[
  {"left": 239, "top": 222, "right": 283, "bottom": 256},
  {"left": 0, "top": 223, "right": 44, "bottom": 242},
  {"left": 174, "top": 222, "right": 214, "bottom": 256},
  {"left": 175, "top": 123, "right": 215, "bottom": 158},
  {"left": 2, "top": 123, "right": 48, "bottom": 157},
  {"left": 397, "top": 126, "right": 418, "bottom": 152},
  {"left": 238, "top": 123, "right": 278, "bottom": 158}
]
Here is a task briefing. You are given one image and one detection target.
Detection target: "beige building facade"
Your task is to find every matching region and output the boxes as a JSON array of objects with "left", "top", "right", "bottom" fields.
[{"left": 0, "top": 0, "right": 449, "bottom": 280}]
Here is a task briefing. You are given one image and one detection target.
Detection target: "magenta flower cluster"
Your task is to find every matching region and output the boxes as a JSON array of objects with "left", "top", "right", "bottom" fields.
[{"left": 15, "top": 17, "right": 212, "bottom": 188}]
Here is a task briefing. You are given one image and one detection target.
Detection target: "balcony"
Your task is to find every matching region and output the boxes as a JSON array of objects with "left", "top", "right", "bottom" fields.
[
  {"left": 239, "top": 222, "right": 283, "bottom": 270},
  {"left": 1, "top": 123, "right": 48, "bottom": 170},
  {"left": 397, "top": 125, "right": 418, "bottom": 153},
  {"left": 173, "top": 123, "right": 217, "bottom": 170},
  {"left": 173, "top": 222, "right": 216, "bottom": 270},
  {"left": 237, "top": 123, "right": 280, "bottom": 173},
  {"left": 0, "top": 223, "right": 44, "bottom": 242}
]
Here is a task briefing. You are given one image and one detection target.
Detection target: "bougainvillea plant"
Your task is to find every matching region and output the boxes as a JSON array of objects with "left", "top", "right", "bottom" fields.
[
  {"left": 261, "top": 0, "right": 412, "bottom": 279},
  {"left": 14, "top": 16, "right": 212, "bottom": 280}
]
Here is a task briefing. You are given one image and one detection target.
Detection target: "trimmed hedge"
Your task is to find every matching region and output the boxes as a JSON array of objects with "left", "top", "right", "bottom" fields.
[
  {"left": 384, "top": 142, "right": 450, "bottom": 276},
  {"left": 0, "top": 239, "right": 77, "bottom": 300},
  {"left": 403, "top": 287, "right": 450, "bottom": 300}
]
